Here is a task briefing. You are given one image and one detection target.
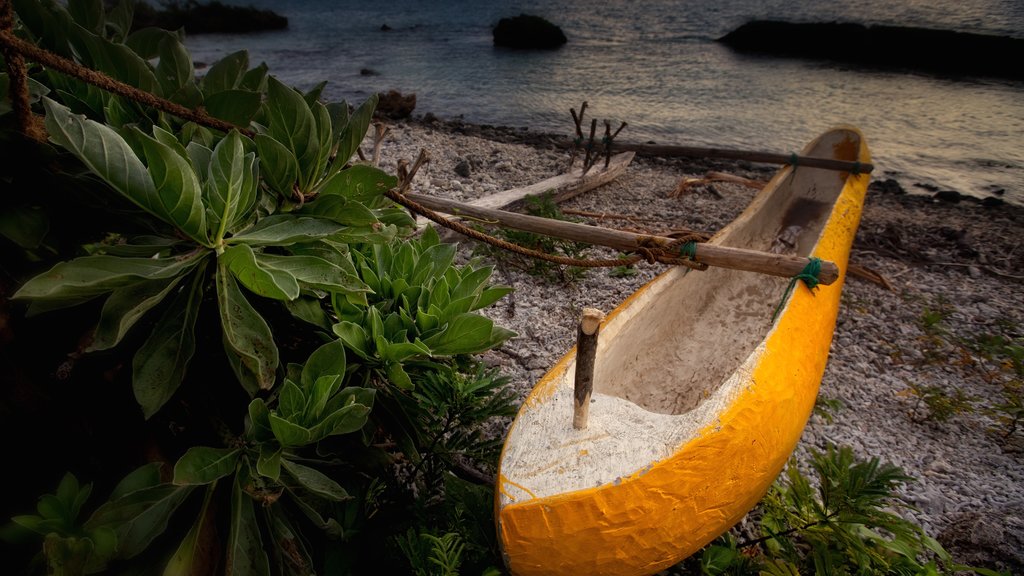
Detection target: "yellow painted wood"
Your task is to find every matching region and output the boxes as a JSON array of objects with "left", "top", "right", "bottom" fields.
[{"left": 495, "top": 127, "right": 871, "bottom": 576}]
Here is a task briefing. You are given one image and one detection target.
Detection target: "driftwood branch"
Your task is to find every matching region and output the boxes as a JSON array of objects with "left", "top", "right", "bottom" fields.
[{"left": 612, "top": 141, "right": 873, "bottom": 173}]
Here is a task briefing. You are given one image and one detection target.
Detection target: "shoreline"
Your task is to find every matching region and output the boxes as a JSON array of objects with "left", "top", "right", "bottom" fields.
[
  {"left": 369, "top": 116, "right": 1024, "bottom": 572},
  {"left": 402, "top": 113, "right": 1022, "bottom": 209}
]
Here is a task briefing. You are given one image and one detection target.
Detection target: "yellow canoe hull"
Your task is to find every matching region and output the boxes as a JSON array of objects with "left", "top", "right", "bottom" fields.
[{"left": 496, "top": 127, "right": 872, "bottom": 575}]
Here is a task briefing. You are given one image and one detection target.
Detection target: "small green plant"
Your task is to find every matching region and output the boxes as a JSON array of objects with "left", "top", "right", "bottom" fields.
[
  {"left": 477, "top": 192, "right": 588, "bottom": 280},
  {"left": 813, "top": 394, "right": 844, "bottom": 424},
  {"left": 906, "top": 382, "right": 977, "bottom": 423},
  {"left": 608, "top": 253, "right": 638, "bottom": 278},
  {"left": 694, "top": 445, "right": 994, "bottom": 575}
]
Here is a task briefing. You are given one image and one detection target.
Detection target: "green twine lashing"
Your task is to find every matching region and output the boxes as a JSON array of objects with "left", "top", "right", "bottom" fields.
[
  {"left": 789, "top": 152, "right": 799, "bottom": 167},
  {"left": 772, "top": 257, "right": 823, "bottom": 322},
  {"left": 679, "top": 241, "right": 698, "bottom": 260}
]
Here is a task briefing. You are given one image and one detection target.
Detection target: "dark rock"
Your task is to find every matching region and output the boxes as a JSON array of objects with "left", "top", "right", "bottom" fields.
[
  {"left": 933, "top": 190, "right": 963, "bottom": 203},
  {"left": 939, "top": 509, "right": 1024, "bottom": 574},
  {"left": 982, "top": 196, "right": 1006, "bottom": 208},
  {"left": 454, "top": 160, "right": 472, "bottom": 178},
  {"left": 869, "top": 178, "right": 905, "bottom": 195},
  {"left": 131, "top": 0, "right": 288, "bottom": 35},
  {"left": 493, "top": 14, "right": 567, "bottom": 50},
  {"left": 717, "top": 20, "right": 1024, "bottom": 80},
  {"left": 376, "top": 90, "right": 416, "bottom": 119},
  {"left": 380, "top": 24, "right": 392, "bottom": 32},
  {"left": 360, "top": 68, "right": 378, "bottom": 76}
]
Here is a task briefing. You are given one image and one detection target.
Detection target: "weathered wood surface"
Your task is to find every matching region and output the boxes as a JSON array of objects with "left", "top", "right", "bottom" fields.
[
  {"left": 470, "top": 152, "right": 634, "bottom": 211},
  {"left": 416, "top": 152, "right": 634, "bottom": 230},
  {"left": 406, "top": 192, "right": 840, "bottom": 284},
  {"left": 573, "top": 308, "right": 605, "bottom": 430}
]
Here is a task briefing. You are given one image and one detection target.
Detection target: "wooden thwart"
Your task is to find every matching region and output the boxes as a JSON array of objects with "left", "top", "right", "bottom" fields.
[{"left": 406, "top": 192, "right": 840, "bottom": 285}]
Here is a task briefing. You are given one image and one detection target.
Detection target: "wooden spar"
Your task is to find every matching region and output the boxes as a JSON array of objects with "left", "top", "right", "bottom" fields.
[
  {"left": 611, "top": 142, "right": 874, "bottom": 173},
  {"left": 573, "top": 308, "right": 604, "bottom": 430},
  {"left": 405, "top": 192, "right": 840, "bottom": 285}
]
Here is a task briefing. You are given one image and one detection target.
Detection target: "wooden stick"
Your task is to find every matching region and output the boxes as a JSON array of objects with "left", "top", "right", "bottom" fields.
[
  {"left": 573, "top": 308, "right": 605, "bottom": 430},
  {"left": 405, "top": 192, "right": 840, "bottom": 284},
  {"left": 612, "top": 141, "right": 873, "bottom": 173}
]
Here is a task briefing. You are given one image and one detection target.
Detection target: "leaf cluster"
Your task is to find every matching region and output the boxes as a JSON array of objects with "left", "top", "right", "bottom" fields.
[{"left": 696, "top": 445, "right": 999, "bottom": 576}]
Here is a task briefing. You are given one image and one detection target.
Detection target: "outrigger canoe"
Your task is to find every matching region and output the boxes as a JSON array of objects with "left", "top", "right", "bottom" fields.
[{"left": 495, "top": 126, "right": 872, "bottom": 575}]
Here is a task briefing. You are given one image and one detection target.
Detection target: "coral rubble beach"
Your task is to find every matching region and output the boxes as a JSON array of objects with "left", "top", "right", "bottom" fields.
[{"left": 368, "top": 115, "right": 1024, "bottom": 572}]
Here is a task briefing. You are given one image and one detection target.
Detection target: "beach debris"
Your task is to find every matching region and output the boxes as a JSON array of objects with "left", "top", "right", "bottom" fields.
[{"left": 568, "top": 102, "right": 626, "bottom": 174}]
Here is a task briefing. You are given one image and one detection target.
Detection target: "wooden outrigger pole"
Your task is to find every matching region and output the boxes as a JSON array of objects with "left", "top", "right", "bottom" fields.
[{"left": 404, "top": 192, "right": 840, "bottom": 285}]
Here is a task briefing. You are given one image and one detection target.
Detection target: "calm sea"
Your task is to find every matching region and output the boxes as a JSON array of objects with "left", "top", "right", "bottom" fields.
[{"left": 184, "top": 0, "right": 1024, "bottom": 204}]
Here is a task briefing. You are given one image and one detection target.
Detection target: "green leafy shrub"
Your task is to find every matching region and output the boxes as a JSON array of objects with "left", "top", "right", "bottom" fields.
[
  {"left": 693, "top": 445, "right": 997, "bottom": 575},
  {"left": 1, "top": 1, "right": 515, "bottom": 574}
]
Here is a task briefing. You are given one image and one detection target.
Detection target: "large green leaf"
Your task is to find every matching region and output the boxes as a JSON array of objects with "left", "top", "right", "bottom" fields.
[
  {"left": 277, "top": 379, "right": 305, "bottom": 422},
  {"left": 310, "top": 402, "right": 371, "bottom": 440},
  {"left": 134, "top": 128, "right": 208, "bottom": 244},
  {"left": 302, "top": 195, "right": 379, "bottom": 227},
  {"left": 44, "top": 99, "right": 206, "bottom": 239},
  {"left": 44, "top": 98, "right": 158, "bottom": 213},
  {"left": 301, "top": 339, "right": 347, "bottom": 390},
  {"left": 316, "top": 164, "right": 397, "bottom": 207},
  {"left": 67, "top": 0, "right": 103, "bottom": 33},
  {"left": 226, "top": 471, "right": 270, "bottom": 576},
  {"left": 254, "top": 253, "right": 368, "bottom": 296},
  {"left": 85, "top": 483, "right": 194, "bottom": 560},
  {"left": 281, "top": 460, "right": 350, "bottom": 501},
  {"left": 88, "top": 276, "right": 184, "bottom": 352},
  {"left": 206, "top": 132, "right": 258, "bottom": 241},
  {"left": 222, "top": 244, "right": 300, "bottom": 301},
  {"left": 217, "top": 263, "right": 279, "bottom": 392},
  {"left": 331, "top": 94, "right": 377, "bottom": 174},
  {"left": 104, "top": 0, "right": 134, "bottom": 43},
  {"left": 201, "top": 50, "right": 249, "bottom": 93},
  {"left": 13, "top": 252, "right": 204, "bottom": 304},
  {"left": 155, "top": 33, "right": 193, "bottom": 94},
  {"left": 268, "top": 414, "right": 311, "bottom": 447},
  {"left": 132, "top": 268, "right": 205, "bottom": 419},
  {"left": 163, "top": 485, "right": 216, "bottom": 576},
  {"left": 204, "top": 90, "right": 262, "bottom": 127},
  {"left": 422, "top": 313, "right": 515, "bottom": 356},
  {"left": 332, "top": 321, "right": 370, "bottom": 360},
  {"left": 110, "top": 463, "right": 164, "bottom": 500},
  {"left": 265, "top": 77, "right": 319, "bottom": 191},
  {"left": 253, "top": 133, "right": 299, "bottom": 198},
  {"left": 173, "top": 447, "right": 242, "bottom": 485},
  {"left": 230, "top": 215, "right": 344, "bottom": 247}
]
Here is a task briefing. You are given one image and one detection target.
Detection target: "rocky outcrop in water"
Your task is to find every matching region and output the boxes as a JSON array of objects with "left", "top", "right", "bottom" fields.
[
  {"left": 718, "top": 21, "right": 1024, "bottom": 80},
  {"left": 493, "top": 14, "right": 567, "bottom": 49},
  {"left": 131, "top": 0, "right": 288, "bottom": 34}
]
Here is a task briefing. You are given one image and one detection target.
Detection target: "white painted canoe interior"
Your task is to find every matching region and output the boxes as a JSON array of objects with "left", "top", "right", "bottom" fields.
[
  {"left": 498, "top": 129, "right": 861, "bottom": 503},
  {"left": 594, "top": 131, "right": 856, "bottom": 415}
]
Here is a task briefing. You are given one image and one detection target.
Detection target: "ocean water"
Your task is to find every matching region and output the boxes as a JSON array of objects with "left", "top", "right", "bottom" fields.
[{"left": 184, "top": 0, "right": 1024, "bottom": 204}]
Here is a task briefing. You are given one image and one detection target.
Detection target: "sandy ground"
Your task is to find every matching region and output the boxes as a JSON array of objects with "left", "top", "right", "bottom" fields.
[{"left": 370, "top": 116, "right": 1024, "bottom": 572}]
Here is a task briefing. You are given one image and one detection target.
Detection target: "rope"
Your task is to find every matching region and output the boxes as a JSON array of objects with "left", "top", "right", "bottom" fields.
[
  {"left": 385, "top": 187, "right": 709, "bottom": 271},
  {"left": 772, "top": 257, "right": 823, "bottom": 322},
  {"left": 0, "top": 28, "right": 253, "bottom": 137},
  {"left": 0, "top": 1, "right": 44, "bottom": 141}
]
